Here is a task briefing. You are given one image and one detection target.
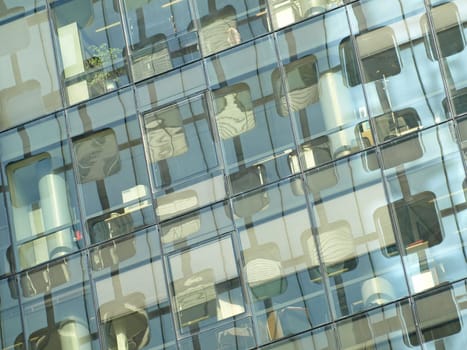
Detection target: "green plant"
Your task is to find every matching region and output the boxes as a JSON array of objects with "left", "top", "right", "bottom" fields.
[{"left": 85, "top": 43, "right": 121, "bottom": 92}]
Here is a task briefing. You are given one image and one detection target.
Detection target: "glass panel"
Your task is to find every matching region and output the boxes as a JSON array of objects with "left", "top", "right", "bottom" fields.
[
  {"left": 168, "top": 236, "right": 245, "bottom": 335},
  {"left": 135, "top": 62, "right": 207, "bottom": 108},
  {"left": 403, "top": 284, "right": 462, "bottom": 347},
  {"left": 179, "top": 317, "right": 256, "bottom": 350},
  {"left": 305, "top": 150, "right": 408, "bottom": 318},
  {"left": 379, "top": 123, "right": 467, "bottom": 293},
  {"left": 336, "top": 301, "right": 419, "bottom": 349},
  {"left": 234, "top": 179, "right": 330, "bottom": 345},
  {"left": 20, "top": 253, "right": 98, "bottom": 350},
  {"left": 276, "top": 7, "right": 368, "bottom": 165},
  {"left": 423, "top": 1, "right": 467, "bottom": 116},
  {"left": 0, "top": 277, "right": 23, "bottom": 349},
  {"left": 260, "top": 326, "right": 337, "bottom": 349},
  {"left": 67, "top": 89, "right": 155, "bottom": 246},
  {"left": 0, "top": 2, "right": 62, "bottom": 130},
  {"left": 136, "top": 63, "right": 224, "bottom": 221},
  {"left": 50, "top": 0, "right": 129, "bottom": 105},
  {"left": 121, "top": 0, "right": 200, "bottom": 81},
  {"left": 160, "top": 201, "right": 233, "bottom": 251},
  {"left": 142, "top": 94, "right": 220, "bottom": 191},
  {"left": 0, "top": 114, "right": 81, "bottom": 276},
  {"left": 268, "top": 0, "right": 345, "bottom": 30},
  {"left": 192, "top": 0, "right": 269, "bottom": 56},
  {"left": 345, "top": 0, "right": 447, "bottom": 134},
  {"left": 406, "top": 280, "right": 467, "bottom": 349},
  {"left": 206, "top": 37, "right": 296, "bottom": 189},
  {"left": 92, "top": 229, "right": 176, "bottom": 350}
]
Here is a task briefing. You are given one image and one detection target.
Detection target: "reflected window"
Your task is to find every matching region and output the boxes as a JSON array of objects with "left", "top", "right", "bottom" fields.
[
  {"left": 423, "top": 2, "right": 467, "bottom": 116},
  {"left": 74, "top": 128, "right": 121, "bottom": 183},
  {"left": 402, "top": 285, "right": 462, "bottom": 346},
  {"left": 243, "top": 242, "right": 288, "bottom": 300},
  {"left": 341, "top": 26, "right": 402, "bottom": 87},
  {"left": 304, "top": 221, "right": 357, "bottom": 282},
  {"left": 374, "top": 108, "right": 421, "bottom": 143},
  {"left": 144, "top": 104, "right": 187, "bottom": 162},
  {"left": 272, "top": 55, "right": 319, "bottom": 117},
  {"left": 213, "top": 83, "right": 255, "bottom": 140},
  {"left": 421, "top": 2, "right": 465, "bottom": 61},
  {"left": 168, "top": 237, "right": 245, "bottom": 333}
]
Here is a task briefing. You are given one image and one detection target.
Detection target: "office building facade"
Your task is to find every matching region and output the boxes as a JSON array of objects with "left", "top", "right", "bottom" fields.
[{"left": 0, "top": 0, "right": 467, "bottom": 348}]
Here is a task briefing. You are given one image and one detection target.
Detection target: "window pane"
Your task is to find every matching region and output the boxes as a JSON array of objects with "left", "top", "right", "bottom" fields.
[
  {"left": 234, "top": 179, "right": 330, "bottom": 344},
  {"left": 346, "top": 0, "right": 447, "bottom": 134},
  {"left": 268, "top": 0, "right": 345, "bottom": 30},
  {"left": 0, "top": 3, "right": 62, "bottom": 130},
  {"left": 67, "top": 89, "right": 155, "bottom": 246},
  {"left": 20, "top": 253, "right": 99, "bottom": 350},
  {"left": 121, "top": 0, "right": 200, "bottom": 81},
  {"left": 380, "top": 123, "right": 467, "bottom": 293},
  {"left": 192, "top": 0, "right": 269, "bottom": 56},
  {"left": 0, "top": 114, "right": 81, "bottom": 276},
  {"left": 336, "top": 301, "right": 419, "bottom": 349},
  {"left": 179, "top": 317, "right": 256, "bottom": 350},
  {"left": 0, "top": 278, "right": 23, "bottom": 349},
  {"left": 160, "top": 201, "right": 233, "bottom": 251},
  {"left": 168, "top": 236, "right": 245, "bottom": 335},
  {"left": 206, "top": 37, "right": 296, "bottom": 189},
  {"left": 260, "top": 326, "right": 337, "bottom": 350},
  {"left": 50, "top": 0, "right": 129, "bottom": 105},
  {"left": 137, "top": 63, "right": 225, "bottom": 221},
  {"left": 92, "top": 229, "right": 176, "bottom": 350},
  {"left": 276, "top": 8, "right": 369, "bottom": 165},
  {"left": 306, "top": 151, "right": 408, "bottom": 318},
  {"left": 423, "top": 1, "right": 467, "bottom": 116}
]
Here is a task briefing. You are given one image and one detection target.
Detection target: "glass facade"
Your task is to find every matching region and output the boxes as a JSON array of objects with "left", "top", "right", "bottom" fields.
[{"left": 0, "top": 0, "right": 466, "bottom": 349}]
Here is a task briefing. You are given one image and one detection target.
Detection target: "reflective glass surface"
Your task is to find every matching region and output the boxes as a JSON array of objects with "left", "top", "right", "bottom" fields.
[
  {"left": 234, "top": 179, "right": 330, "bottom": 345},
  {"left": 380, "top": 123, "right": 467, "bottom": 292},
  {"left": 276, "top": 7, "right": 368, "bottom": 166},
  {"left": 192, "top": 0, "right": 269, "bottom": 56},
  {"left": 206, "top": 37, "right": 296, "bottom": 190},
  {"left": 19, "top": 253, "right": 98, "bottom": 350},
  {"left": 168, "top": 235, "right": 245, "bottom": 334},
  {"left": 426, "top": 0, "right": 467, "bottom": 117},
  {"left": 268, "top": 0, "right": 345, "bottom": 30},
  {"left": 67, "top": 89, "right": 155, "bottom": 246},
  {"left": 306, "top": 151, "right": 408, "bottom": 318},
  {"left": 0, "top": 2, "right": 62, "bottom": 130},
  {"left": 346, "top": 0, "right": 448, "bottom": 137},
  {"left": 0, "top": 277, "right": 23, "bottom": 349},
  {"left": 121, "top": 0, "right": 200, "bottom": 81},
  {"left": 91, "top": 228, "right": 176, "bottom": 350},
  {"left": 1, "top": 1, "right": 467, "bottom": 349},
  {"left": 50, "top": 0, "right": 129, "bottom": 105},
  {"left": 0, "top": 114, "right": 81, "bottom": 276}
]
